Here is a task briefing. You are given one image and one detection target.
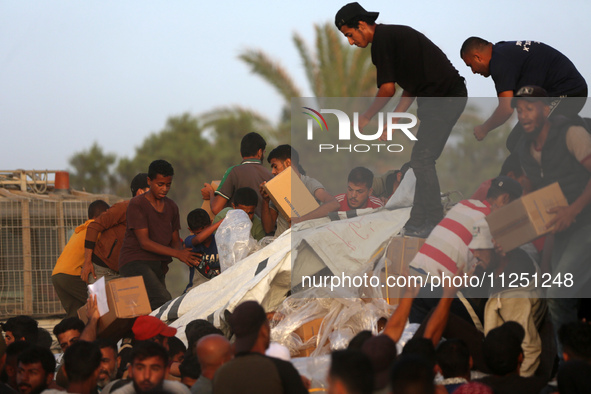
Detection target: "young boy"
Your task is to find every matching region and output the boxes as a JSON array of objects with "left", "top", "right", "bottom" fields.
[
  {"left": 119, "top": 159, "right": 199, "bottom": 310},
  {"left": 213, "top": 187, "right": 266, "bottom": 241},
  {"left": 183, "top": 208, "right": 221, "bottom": 293}
]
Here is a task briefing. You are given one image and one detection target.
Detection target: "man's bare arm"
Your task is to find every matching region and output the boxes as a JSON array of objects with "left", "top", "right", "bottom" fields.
[{"left": 474, "top": 91, "right": 514, "bottom": 141}]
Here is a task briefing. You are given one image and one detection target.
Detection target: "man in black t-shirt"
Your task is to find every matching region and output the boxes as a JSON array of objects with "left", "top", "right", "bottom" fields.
[
  {"left": 335, "top": 2, "right": 467, "bottom": 237},
  {"left": 460, "top": 37, "right": 587, "bottom": 151}
]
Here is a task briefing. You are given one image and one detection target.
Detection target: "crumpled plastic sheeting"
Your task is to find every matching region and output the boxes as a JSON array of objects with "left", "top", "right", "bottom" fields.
[
  {"left": 292, "top": 355, "right": 331, "bottom": 390},
  {"left": 270, "top": 287, "right": 395, "bottom": 357},
  {"left": 215, "top": 209, "right": 258, "bottom": 272}
]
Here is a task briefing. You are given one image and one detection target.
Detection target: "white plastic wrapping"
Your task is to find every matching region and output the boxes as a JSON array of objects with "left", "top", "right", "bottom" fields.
[{"left": 215, "top": 209, "right": 257, "bottom": 272}]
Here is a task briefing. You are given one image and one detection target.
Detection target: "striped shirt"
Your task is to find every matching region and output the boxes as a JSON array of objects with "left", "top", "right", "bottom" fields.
[
  {"left": 410, "top": 199, "right": 491, "bottom": 276},
  {"left": 335, "top": 193, "right": 384, "bottom": 211}
]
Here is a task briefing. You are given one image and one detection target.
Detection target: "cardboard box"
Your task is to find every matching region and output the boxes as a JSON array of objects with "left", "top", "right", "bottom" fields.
[
  {"left": 201, "top": 180, "right": 221, "bottom": 220},
  {"left": 486, "top": 182, "right": 568, "bottom": 252},
  {"left": 292, "top": 317, "right": 324, "bottom": 357},
  {"left": 385, "top": 236, "right": 426, "bottom": 276},
  {"left": 78, "top": 276, "right": 151, "bottom": 340},
  {"left": 263, "top": 167, "right": 319, "bottom": 220}
]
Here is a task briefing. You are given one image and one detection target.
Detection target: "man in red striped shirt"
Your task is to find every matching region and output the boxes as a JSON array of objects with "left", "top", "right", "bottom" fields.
[
  {"left": 335, "top": 166, "right": 384, "bottom": 211},
  {"left": 410, "top": 176, "right": 522, "bottom": 277}
]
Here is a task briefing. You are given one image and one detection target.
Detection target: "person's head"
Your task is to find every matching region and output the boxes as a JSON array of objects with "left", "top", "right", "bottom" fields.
[
  {"left": 435, "top": 339, "right": 471, "bottom": 380},
  {"left": 53, "top": 317, "right": 85, "bottom": 353},
  {"left": 231, "top": 187, "right": 258, "bottom": 220},
  {"left": 486, "top": 175, "right": 522, "bottom": 211},
  {"left": 483, "top": 321, "right": 525, "bottom": 376},
  {"left": 187, "top": 208, "right": 212, "bottom": 234},
  {"left": 62, "top": 341, "right": 102, "bottom": 387},
  {"left": 229, "top": 300, "right": 269, "bottom": 354},
  {"left": 390, "top": 354, "right": 436, "bottom": 394},
  {"left": 88, "top": 200, "right": 109, "bottom": 220},
  {"left": 268, "top": 144, "right": 293, "bottom": 176},
  {"left": 240, "top": 132, "right": 266, "bottom": 160},
  {"left": 401, "top": 338, "right": 436, "bottom": 371},
  {"left": 196, "top": 334, "right": 233, "bottom": 379},
  {"left": 166, "top": 336, "right": 186, "bottom": 364},
  {"left": 185, "top": 319, "right": 224, "bottom": 357},
  {"left": 94, "top": 339, "right": 119, "bottom": 389},
  {"left": 129, "top": 341, "right": 169, "bottom": 393},
  {"left": 147, "top": 160, "right": 174, "bottom": 200},
  {"left": 512, "top": 85, "right": 551, "bottom": 142},
  {"left": 5, "top": 341, "right": 33, "bottom": 389},
  {"left": 557, "top": 360, "right": 591, "bottom": 394},
  {"left": 327, "top": 349, "right": 373, "bottom": 394},
  {"left": 360, "top": 335, "right": 397, "bottom": 390},
  {"left": 460, "top": 37, "right": 493, "bottom": 77},
  {"left": 335, "top": 2, "right": 379, "bottom": 48},
  {"left": 347, "top": 330, "right": 373, "bottom": 350},
  {"left": 130, "top": 173, "right": 150, "bottom": 197},
  {"left": 35, "top": 328, "right": 52, "bottom": 350},
  {"left": 346, "top": 167, "right": 374, "bottom": 209},
  {"left": 2, "top": 316, "right": 38, "bottom": 346},
  {"left": 132, "top": 316, "right": 177, "bottom": 351},
  {"left": 178, "top": 354, "right": 201, "bottom": 388},
  {"left": 499, "top": 153, "right": 531, "bottom": 195},
  {"left": 16, "top": 346, "right": 55, "bottom": 394},
  {"left": 558, "top": 321, "right": 591, "bottom": 363}
]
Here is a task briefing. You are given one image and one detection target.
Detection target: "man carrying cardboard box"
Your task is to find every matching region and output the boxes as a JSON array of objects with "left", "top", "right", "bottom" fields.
[
  {"left": 260, "top": 144, "right": 339, "bottom": 237},
  {"left": 514, "top": 85, "right": 591, "bottom": 359}
]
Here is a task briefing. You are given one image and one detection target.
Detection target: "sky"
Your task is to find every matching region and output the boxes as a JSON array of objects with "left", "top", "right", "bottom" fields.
[{"left": 1, "top": 0, "right": 591, "bottom": 172}]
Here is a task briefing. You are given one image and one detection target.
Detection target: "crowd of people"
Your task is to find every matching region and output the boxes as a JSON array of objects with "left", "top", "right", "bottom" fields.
[{"left": 3, "top": 1, "right": 591, "bottom": 393}]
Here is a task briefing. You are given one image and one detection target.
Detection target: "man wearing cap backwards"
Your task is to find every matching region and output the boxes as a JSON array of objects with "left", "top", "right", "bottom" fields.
[
  {"left": 335, "top": 2, "right": 467, "bottom": 238},
  {"left": 460, "top": 37, "right": 587, "bottom": 151},
  {"left": 514, "top": 85, "right": 591, "bottom": 360},
  {"left": 81, "top": 173, "right": 151, "bottom": 285},
  {"left": 213, "top": 301, "right": 308, "bottom": 394}
]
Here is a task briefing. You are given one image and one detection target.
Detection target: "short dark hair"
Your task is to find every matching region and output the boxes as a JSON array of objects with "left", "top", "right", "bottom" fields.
[
  {"left": 348, "top": 167, "right": 374, "bottom": 189},
  {"left": 53, "top": 317, "right": 85, "bottom": 338},
  {"left": 240, "top": 132, "right": 266, "bottom": 158},
  {"left": 88, "top": 200, "right": 110, "bottom": 220},
  {"left": 267, "top": 144, "right": 293, "bottom": 163},
  {"left": 64, "top": 341, "right": 102, "bottom": 383},
  {"left": 167, "top": 336, "right": 187, "bottom": 359},
  {"left": 483, "top": 322, "right": 524, "bottom": 376},
  {"left": 18, "top": 345, "right": 56, "bottom": 375},
  {"left": 185, "top": 319, "right": 223, "bottom": 356},
  {"left": 187, "top": 208, "right": 211, "bottom": 231},
  {"left": 36, "top": 328, "right": 52, "bottom": 349},
  {"left": 460, "top": 36, "right": 491, "bottom": 57},
  {"left": 329, "top": 349, "right": 374, "bottom": 394},
  {"left": 343, "top": 15, "right": 377, "bottom": 29},
  {"left": 559, "top": 321, "right": 591, "bottom": 363},
  {"left": 390, "top": 354, "right": 435, "bottom": 394},
  {"left": 94, "top": 338, "right": 118, "bottom": 356},
  {"left": 148, "top": 160, "right": 174, "bottom": 180},
  {"left": 2, "top": 316, "right": 38, "bottom": 344},
  {"left": 499, "top": 153, "right": 524, "bottom": 177},
  {"left": 179, "top": 354, "right": 201, "bottom": 379},
  {"left": 131, "top": 341, "right": 169, "bottom": 367},
  {"left": 402, "top": 338, "right": 436, "bottom": 370},
  {"left": 130, "top": 173, "right": 149, "bottom": 197},
  {"left": 436, "top": 339, "right": 471, "bottom": 379},
  {"left": 233, "top": 187, "right": 258, "bottom": 207},
  {"left": 6, "top": 340, "right": 33, "bottom": 362}
]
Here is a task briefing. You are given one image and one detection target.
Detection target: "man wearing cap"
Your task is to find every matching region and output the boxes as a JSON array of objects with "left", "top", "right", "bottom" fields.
[
  {"left": 132, "top": 316, "right": 177, "bottom": 351},
  {"left": 460, "top": 37, "right": 587, "bottom": 151},
  {"left": 514, "top": 85, "right": 591, "bottom": 359},
  {"left": 335, "top": 2, "right": 467, "bottom": 238},
  {"left": 212, "top": 301, "right": 308, "bottom": 394},
  {"left": 81, "top": 173, "right": 151, "bottom": 285}
]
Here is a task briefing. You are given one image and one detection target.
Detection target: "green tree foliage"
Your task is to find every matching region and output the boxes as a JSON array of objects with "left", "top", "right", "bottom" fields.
[{"left": 68, "top": 142, "right": 117, "bottom": 194}]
